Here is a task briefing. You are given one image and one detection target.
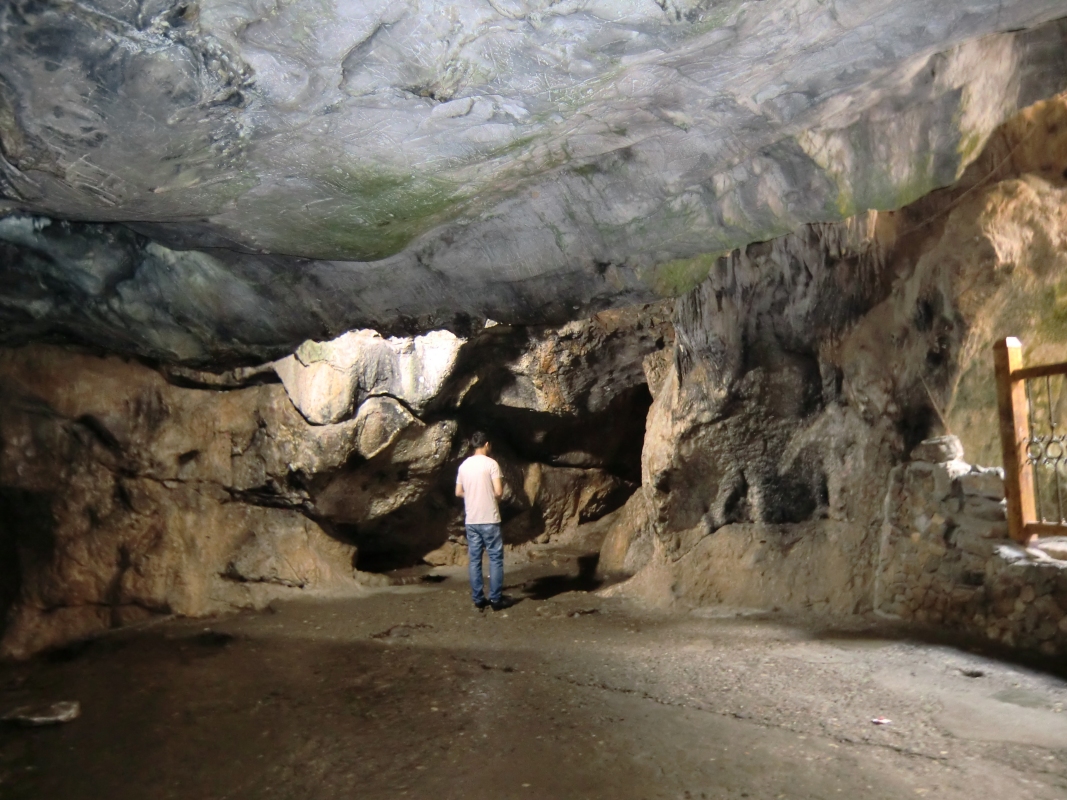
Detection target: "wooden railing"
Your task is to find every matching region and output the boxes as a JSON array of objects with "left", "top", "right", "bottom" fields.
[{"left": 995, "top": 337, "right": 1067, "bottom": 542}]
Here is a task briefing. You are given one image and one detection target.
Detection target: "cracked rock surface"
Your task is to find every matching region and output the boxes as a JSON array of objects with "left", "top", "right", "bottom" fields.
[
  {"left": 598, "top": 92, "right": 1067, "bottom": 627},
  {"left": 2, "top": 4, "right": 1067, "bottom": 360},
  {"left": 0, "top": 304, "right": 669, "bottom": 656}
]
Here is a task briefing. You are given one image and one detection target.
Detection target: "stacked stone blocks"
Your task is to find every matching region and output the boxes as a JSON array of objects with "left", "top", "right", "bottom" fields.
[{"left": 876, "top": 436, "right": 1067, "bottom": 656}]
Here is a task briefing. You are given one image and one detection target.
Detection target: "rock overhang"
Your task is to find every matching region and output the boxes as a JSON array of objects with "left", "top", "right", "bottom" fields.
[{"left": 2, "top": 1, "right": 1067, "bottom": 364}]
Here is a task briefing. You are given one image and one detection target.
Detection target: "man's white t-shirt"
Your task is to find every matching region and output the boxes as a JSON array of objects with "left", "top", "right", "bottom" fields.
[{"left": 457, "top": 454, "right": 502, "bottom": 524}]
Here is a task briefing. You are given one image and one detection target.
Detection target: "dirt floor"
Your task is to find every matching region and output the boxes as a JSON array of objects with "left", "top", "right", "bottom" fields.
[{"left": 1, "top": 552, "right": 1066, "bottom": 800}]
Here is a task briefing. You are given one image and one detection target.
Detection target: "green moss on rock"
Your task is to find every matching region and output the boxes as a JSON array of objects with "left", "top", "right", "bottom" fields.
[
  {"left": 643, "top": 253, "right": 719, "bottom": 297},
  {"left": 266, "top": 167, "right": 466, "bottom": 261}
]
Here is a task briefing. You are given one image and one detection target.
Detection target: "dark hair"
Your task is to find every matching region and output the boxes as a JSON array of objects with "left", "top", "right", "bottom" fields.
[{"left": 470, "top": 431, "right": 489, "bottom": 449}]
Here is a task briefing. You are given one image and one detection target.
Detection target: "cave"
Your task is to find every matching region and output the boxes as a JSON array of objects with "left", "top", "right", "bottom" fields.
[{"left": 2, "top": 2, "right": 1067, "bottom": 797}]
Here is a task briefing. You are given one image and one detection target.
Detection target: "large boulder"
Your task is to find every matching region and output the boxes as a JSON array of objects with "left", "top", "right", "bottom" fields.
[
  {"left": 225, "top": 523, "right": 356, "bottom": 589},
  {"left": 311, "top": 416, "right": 458, "bottom": 525},
  {"left": 499, "top": 460, "right": 635, "bottom": 546},
  {"left": 602, "top": 521, "right": 876, "bottom": 615},
  {"left": 596, "top": 490, "right": 658, "bottom": 577},
  {"left": 273, "top": 330, "right": 463, "bottom": 424}
]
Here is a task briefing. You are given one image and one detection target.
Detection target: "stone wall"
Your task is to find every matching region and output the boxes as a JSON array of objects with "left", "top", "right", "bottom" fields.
[
  {"left": 875, "top": 436, "right": 1067, "bottom": 656},
  {"left": 601, "top": 519, "right": 878, "bottom": 616},
  {"left": 612, "top": 93, "right": 1067, "bottom": 580},
  {"left": 0, "top": 346, "right": 370, "bottom": 658}
]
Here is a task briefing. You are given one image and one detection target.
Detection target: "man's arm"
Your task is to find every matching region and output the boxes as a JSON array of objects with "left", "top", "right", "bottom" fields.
[
  {"left": 455, "top": 479, "right": 465, "bottom": 498},
  {"left": 492, "top": 475, "right": 503, "bottom": 499}
]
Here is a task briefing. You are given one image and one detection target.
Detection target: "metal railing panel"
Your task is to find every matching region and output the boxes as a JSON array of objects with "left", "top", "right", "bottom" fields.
[{"left": 995, "top": 337, "right": 1067, "bottom": 541}]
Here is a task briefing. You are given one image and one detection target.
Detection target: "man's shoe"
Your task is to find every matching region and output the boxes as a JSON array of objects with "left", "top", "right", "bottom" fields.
[
  {"left": 490, "top": 596, "right": 514, "bottom": 612},
  {"left": 474, "top": 598, "right": 489, "bottom": 610}
]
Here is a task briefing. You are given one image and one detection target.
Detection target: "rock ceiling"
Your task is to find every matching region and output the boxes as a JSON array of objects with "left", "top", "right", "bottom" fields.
[{"left": 1, "top": 0, "right": 1067, "bottom": 364}]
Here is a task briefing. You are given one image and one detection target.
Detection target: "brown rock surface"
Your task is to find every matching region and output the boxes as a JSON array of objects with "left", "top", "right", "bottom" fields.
[
  {"left": 603, "top": 521, "right": 876, "bottom": 615},
  {"left": 311, "top": 417, "right": 457, "bottom": 526},
  {"left": 605, "top": 95, "right": 1067, "bottom": 642},
  {"left": 502, "top": 461, "right": 634, "bottom": 546},
  {"left": 0, "top": 346, "right": 367, "bottom": 657},
  {"left": 596, "top": 490, "right": 657, "bottom": 577},
  {"left": 0, "top": 305, "right": 662, "bottom": 654},
  {"left": 446, "top": 305, "right": 672, "bottom": 479}
]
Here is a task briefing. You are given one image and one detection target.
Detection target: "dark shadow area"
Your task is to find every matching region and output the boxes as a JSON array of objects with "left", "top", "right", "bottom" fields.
[
  {"left": 194, "top": 631, "right": 236, "bottom": 649},
  {"left": 460, "top": 385, "right": 653, "bottom": 484},
  {"left": 347, "top": 486, "right": 459, "bottom": 573},
  {"left": 520, "top": 554, "right": 603, "bottom": 600},
  {"left": 43, "top": 639, "right": 99, "bottom": 664},
  {"left": 158, "top": 364, "right": 282, "bottom": 391},
  {"left": 0, "top": 488, "right": 54, "bottom": 640},
  {"left": 33, "top": 624, "right": 231, "bottom": 666},
  {"left": 900, "top": 403, "right": 940, "bottom": 456},
  {"left": 0, "top": 506, "right": 22, "bottom": 639}
]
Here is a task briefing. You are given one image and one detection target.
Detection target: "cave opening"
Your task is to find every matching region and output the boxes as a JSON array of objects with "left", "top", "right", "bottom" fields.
[
  {"left": 345, "top": 338, "right": 656, "bottom": 574},
  {"left": 462, "top": 381, "right": 654, "bottom": 486}
]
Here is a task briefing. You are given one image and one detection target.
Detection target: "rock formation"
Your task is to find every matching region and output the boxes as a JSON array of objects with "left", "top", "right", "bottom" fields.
[
  {"left": 5, "top": 89, "right": 1067, "bottom": 655},
  {"left": 602, "top": 93, "right": 1067, "bottom": 633},
  {"left": 272, "top": 330, "right": 465, "bottom": 425},
  {"left": 2, "top": 7, "right": 1067, "bottom": 358},
  {"left": 4, "top": 3, "right": 1067, "bottom": 660},
  {"left": 0, "top": 305, "right": 669, "bottom": 656},
  {"left": 0, "top": 345, "right": 364, "bottom": 657}
]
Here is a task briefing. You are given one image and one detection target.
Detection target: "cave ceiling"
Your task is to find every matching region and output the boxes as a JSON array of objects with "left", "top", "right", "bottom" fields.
[{"left": 1, "top": 0, "right": 1067, "bottom": 365}]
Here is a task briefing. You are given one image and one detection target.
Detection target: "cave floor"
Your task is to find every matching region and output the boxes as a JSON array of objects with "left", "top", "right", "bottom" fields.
[{"left": 1, "top": 555, "right": 1066, "bottom": 800}]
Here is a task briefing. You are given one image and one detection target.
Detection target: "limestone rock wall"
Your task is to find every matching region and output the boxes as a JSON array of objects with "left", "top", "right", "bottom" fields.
[
  {"left": 602, "top": 94, "right": 1067, "bottom": 655},
  {"left": 876, "top": 438, "right": 1067, "bottom": 656},
  {"left": 603, "top": 433, "right": 1067, "bottom": 659},
  {"left": 601, "top": 519, "right": 877, "bottom": 615},
  {"left": 272, "top": 330, "right": 464, "bottom": 425},
  {"left": 0, "top": 346, "right": 365, "bottom": 658},
  {"left": 0, "top": 306, "right": 670, "bottom": 656}
]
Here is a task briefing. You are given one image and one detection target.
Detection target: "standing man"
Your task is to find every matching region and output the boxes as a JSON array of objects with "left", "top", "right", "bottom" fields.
[{"left": 456, "top": 431, "right": 506, "bottom": 611}]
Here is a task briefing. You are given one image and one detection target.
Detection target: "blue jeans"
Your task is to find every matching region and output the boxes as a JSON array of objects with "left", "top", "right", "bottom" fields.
[{"left": 466, "top": 523, "right": 503, "bottom": 604}]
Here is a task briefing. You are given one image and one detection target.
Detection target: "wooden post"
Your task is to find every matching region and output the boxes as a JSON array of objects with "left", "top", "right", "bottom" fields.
[{"left": 994, "top": 337, "right": 1036, "bottom": 542}]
